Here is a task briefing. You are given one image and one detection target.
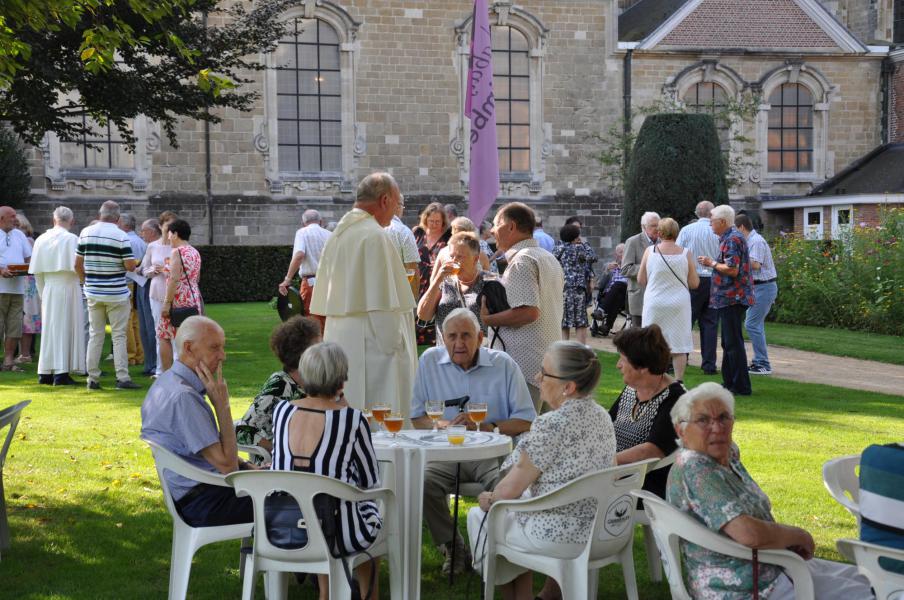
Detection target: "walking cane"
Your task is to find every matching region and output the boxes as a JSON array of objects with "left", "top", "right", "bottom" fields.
[{"left": 449, "top": 461, "right": 462, "bottom": 586}]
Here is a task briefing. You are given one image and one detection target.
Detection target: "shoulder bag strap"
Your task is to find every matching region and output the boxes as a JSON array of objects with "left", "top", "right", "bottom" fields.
[
  {"left": 655, "top": 245, "right": 689, "bottom": 291},
  {"left": 175, "top": 247, "right": 201, "bottom": 308}
]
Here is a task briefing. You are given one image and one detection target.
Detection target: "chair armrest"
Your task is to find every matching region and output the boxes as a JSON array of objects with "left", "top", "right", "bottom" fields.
[
  {"left": 238, "top": 444, "right": 272, "bottom": 464},
  {"left": 837, "top": 537, "right": 904, "bottom": 566},
  {"left": 142, "top": 437, "right": 232, "bottom": 488}
]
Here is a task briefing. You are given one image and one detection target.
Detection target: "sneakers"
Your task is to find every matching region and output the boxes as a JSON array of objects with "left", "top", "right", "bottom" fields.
[
  {"left": 441, "top": 535, "right": 471, "bottom": 576},
  {"left": 748, "top": 364, "right": 772, "bottom": 375},
  {"left": 115, "top": 379, "right": 141, "bottom": 390},
  {"left": 87, "top": 380, "right": 101, "bottom": 390}
]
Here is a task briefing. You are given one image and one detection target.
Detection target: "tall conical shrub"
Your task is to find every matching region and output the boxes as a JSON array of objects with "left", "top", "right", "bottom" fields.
[{"left": 621, "top": 113, "right": 728, "bottom": 240}]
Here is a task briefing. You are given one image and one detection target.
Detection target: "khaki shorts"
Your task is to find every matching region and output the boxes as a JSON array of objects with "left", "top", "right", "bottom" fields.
[{"left": 0, "top": 293, "right": 24, "bottom": 340}]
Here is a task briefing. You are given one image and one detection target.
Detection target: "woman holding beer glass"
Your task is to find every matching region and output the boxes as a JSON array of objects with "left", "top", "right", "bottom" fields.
[
  {"left": 269, "top": 341, "right": 382, "bottom": 599},
  {"left": 467, "top": 341, "right": 616, "bottom": 599},
  {"left": 417, "top": 231, "right": 490, "bottom": 345}
]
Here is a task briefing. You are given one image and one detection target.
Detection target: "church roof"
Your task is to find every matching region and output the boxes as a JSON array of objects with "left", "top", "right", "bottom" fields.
[
  {"left": 621, "top": 0, "right": 867, "bottom": 54},
  {"left": 618, "top": 0, "right": 689, "bottom": 43},
  {"left": 809, "top": 144, "right": 904, "bottom": 196}
]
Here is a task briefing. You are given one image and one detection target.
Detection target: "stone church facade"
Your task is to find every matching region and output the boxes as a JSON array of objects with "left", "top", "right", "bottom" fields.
[{"left": 18, "top": 0, "right": 904, "bottom": 252}]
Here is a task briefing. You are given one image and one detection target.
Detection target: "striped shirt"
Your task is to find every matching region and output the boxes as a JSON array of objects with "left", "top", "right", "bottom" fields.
[
  {"left": 676, "top": 218, "right": 720, "bottom": 277},
  {"left": 270, "top": 401, "right": 382, "bottom": 554},
  {"left": 77, "top": 222, "right": 134, "bottom": 301},
  {"left": 292, "top": 223, "right": 331, "bottom": 278},
  {"left": 746, "top": 230, "right": 777, "bottom": 282}
]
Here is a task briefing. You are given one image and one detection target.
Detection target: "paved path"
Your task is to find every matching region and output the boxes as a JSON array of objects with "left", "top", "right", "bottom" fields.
[{"left": 584, "top": 319, "right": 904, "bottom": 397}]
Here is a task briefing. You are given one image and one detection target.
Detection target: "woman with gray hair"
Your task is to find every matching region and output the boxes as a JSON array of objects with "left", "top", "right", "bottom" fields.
[
  {"left": 269, "top": 341, "right": 382, "bottom": 599},
  {"left": 467, "top": 341, "right": 616, "bottom": 599},
  {"left": 667, "top": 382, "right": 872, "bottom": 599}
]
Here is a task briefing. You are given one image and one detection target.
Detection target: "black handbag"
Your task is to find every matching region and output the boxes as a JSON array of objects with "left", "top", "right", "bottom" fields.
[
  {"left": 264, "top": 493, "right": 308, "bottom": 549},
  {"left": 477, "top": 279, "right": 511, "bottom": 351}
]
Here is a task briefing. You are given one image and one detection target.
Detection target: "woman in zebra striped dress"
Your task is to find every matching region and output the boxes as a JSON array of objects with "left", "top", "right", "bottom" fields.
[{"left": 270, "top": 341, "right": 382, "bottom": 599}]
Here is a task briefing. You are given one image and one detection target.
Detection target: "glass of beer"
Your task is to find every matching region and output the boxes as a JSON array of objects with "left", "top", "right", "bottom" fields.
[
  {"left": 371, "top": 404, "right": 390, "bottom": 435},
  {"left": 426, "top": 399, "right": 444, "bottom": 433},
  {"left": 383, "top": 412, "right": 404, "bottom": 443},
  {"left": 406, "top": 269, "right": 416, "bottom": 284},
  {"left": 449, "top": 262, "right": 461, "bottom": 276},
  {"left": 447, "top": 425, "right": 466, "bottom": 446},
  {"left": 467, "top": 402, "right": 488, "bottom": 428}
]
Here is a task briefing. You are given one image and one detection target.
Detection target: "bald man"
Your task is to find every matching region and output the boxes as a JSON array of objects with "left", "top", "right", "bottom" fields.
[{"left": 310, "top": 172, "right": 417, "bottom": 417}]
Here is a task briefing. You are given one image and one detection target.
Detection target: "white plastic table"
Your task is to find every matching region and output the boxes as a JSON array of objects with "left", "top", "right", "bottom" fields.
[{"left": 373, "top": 428, "right": 512, "bottom": 600}]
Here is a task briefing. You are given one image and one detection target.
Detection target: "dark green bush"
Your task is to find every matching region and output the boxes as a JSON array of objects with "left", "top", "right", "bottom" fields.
[
  {"left": 198, "top": 245, "right": 292, "bottom": 303},
  {"left": 772, "top": 208, "right": 904, "bottom": 335},
  {"left": 0, "top": 127, "right": 31, "bottom": 208},
  {"left": 622, "top": 113, "right": 728, "bottom": 240}
]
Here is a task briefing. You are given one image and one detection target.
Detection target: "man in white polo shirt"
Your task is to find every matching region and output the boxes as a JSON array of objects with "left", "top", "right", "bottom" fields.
[
  {"left": 279, "top": 209, "right": 331, "bottom": 328},
  {"left": 76, "top": 200, "right": 139, "bottom": 390},
  {"left": 0, "top": 205, "right": 32, "bottom": 372}
]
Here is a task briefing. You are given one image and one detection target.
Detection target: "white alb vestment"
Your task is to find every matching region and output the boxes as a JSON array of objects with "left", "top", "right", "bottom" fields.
[
  {"left": 310, "top": 208, "right": 417, "bottom": 417},
  {"left": 28, "top": 226, "right": 86, "bottom": 375}
]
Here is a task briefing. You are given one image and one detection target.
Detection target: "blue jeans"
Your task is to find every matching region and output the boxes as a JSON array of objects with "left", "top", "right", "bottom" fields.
[
  {"left": 746, "top": 281, "right": 778, "bottom": 369},
  {"left": 135, "top": 283, "right": 157, "bottom": 374}
]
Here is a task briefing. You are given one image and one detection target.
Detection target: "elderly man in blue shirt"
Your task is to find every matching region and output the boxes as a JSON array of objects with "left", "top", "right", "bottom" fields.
[
  {"left": 411, "top": 308, "right": 536, "bottom": 575},
  {"left": 141, "top": 316, "right": 257, "bottom": 526}
]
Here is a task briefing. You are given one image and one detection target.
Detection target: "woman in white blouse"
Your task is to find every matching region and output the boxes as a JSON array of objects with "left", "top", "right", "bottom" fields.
[{"left": 467, "top": 341, "right": 617, "bottom": 600}]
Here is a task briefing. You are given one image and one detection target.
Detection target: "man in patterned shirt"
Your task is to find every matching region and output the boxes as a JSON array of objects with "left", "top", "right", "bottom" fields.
[
  {"left": 481, "top": 202, "right": 564, "bottom": 411},
  {"left": 697, "top": 205, "right": 754, "bottom": 396}
]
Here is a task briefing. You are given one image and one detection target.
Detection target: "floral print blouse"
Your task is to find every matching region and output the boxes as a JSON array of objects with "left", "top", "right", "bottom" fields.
[
  {"left": 235, "top": 371, "right": 303, "bottom": 460},
  {"left": 711, "top": 226, "right": 755, "bottom": 309},
  {"left": 501, "top": 397, "right": 616, "bottom": 544},
  {"left": 666, "top": 446, "right": 783, "bottom": 600}
]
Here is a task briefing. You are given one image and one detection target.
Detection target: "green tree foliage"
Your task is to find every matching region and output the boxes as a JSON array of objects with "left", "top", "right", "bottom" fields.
[
  {"left": 621, "top": 113, "right": 728, "bottom": 240},
  {"left": 0, "top": 128, "right": 32, "bottom": 207},
  {"left": 0, "top": 0, "right": 295, "bottom": 149}
]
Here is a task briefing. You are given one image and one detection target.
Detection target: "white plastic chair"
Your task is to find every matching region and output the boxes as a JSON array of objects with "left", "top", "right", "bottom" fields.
[
  {"left": 1, "top": 400, "right": 31, "bottom": 558},
  {"left": 633, "top": 489, "right": 815, "bottom": 600},
  {"left": 631, "top": 450, "right": 676, "bottom": 582},
  {"left": 482, "top": 459, "right": 656, "bottom": 600},
  {"left": 144, "top": 438, "right": 253, "bottom": 600},
  {"left": 227, "top": 470, "right": 402, "bottom": 600},
  {"left": 822, "top": 454, "right": 860, "bottom": 523},
  {"left": 238, "top": 444, "right": 272, "bottom": 465},
  {"left": 837, "top": 538, "right": 904, "bottom": 600}
]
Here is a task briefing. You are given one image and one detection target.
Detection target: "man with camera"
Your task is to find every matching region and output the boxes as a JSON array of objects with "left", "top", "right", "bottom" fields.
[{"left": 410, "top": 309, "right": 535, "bottom": 575}]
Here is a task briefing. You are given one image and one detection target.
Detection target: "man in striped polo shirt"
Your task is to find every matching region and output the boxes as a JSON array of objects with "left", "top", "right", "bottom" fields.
[{"left": 76, "top": 201, "right": 140, "bottom": 390}]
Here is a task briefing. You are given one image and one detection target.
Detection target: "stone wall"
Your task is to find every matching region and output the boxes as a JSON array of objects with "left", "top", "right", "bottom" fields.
[
  {"left": 25, "top": 0, "right": 620, "bottom": 203},
  {"left": 627, "top": 52, "right": 884, "bottom": 197}
]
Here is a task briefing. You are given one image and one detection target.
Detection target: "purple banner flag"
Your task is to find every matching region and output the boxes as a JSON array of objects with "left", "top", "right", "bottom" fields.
[{"left": 465, "top": 0, "right": 499, "bottom": 226}]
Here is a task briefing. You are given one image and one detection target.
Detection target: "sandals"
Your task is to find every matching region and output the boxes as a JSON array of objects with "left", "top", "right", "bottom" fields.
[
  {"left": 14, "top": 355, "right": 33, "bottom": 364},
  {"left": 1, "top": 363, "right": 25, "bottom": 372}
]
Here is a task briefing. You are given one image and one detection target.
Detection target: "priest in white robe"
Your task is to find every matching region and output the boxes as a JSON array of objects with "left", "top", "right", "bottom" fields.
[
  {"left": 28, "top": 206, "right": 85, "bottom": 385},
  {"left": 310, "top": 172, "right": 417, "bottom": 417}
]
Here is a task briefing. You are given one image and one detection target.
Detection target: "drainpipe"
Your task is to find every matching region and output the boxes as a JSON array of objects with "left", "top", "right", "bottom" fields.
[
  {"left": 202, "top": 10, "right": 214, "bottom": 245},
  {"left": 623, "top": 48, "right": 633, "bottom": 168},
  {"left": 880, "top": 56, "right": 892, "bottom": 144}
]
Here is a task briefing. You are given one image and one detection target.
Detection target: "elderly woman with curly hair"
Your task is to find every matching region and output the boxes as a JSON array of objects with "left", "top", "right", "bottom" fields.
[
  {"left": 667, "top": 382, "right": 873, "bottom": 599},
  {"left": 235, "top": 316, "right": 321, "bottom": 461},
  {"left": 413, "top": 202, "right": 452, "bottom": 344}
]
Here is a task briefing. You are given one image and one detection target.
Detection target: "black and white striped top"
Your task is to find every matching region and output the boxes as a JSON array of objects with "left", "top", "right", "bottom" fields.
[{"left": 270, "top": 401, "right": 382, "bottom": 554}]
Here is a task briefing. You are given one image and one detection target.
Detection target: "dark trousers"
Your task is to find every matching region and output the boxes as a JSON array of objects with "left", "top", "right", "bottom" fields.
[
  {"left": 135, "top": 283, "right": 157, "bottom": 374},
  {"left": 598, "top": 282, "right": 627, "bottom": 330},
  {"left": 691, "top": 277, "right": 718, "bottom": 372},
  {"left": 718, "top": 304, "right": 751, "bottom": 396},
  {"left": 175, "top": 483, "right": 253, "bottom": 527}
]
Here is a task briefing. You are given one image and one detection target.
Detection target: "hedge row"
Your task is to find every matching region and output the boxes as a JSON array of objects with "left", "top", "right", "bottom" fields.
[{"left": 198, "top": 245, "right": 292, "bottom": 303}]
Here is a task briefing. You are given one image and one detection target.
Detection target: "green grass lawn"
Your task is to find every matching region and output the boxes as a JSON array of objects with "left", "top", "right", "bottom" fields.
[
  {"left": 2, "top": 303, "right": 902, "bottom": 599},
  {"left": 757, "top": 321, "right": 904, "bottom": 365}
]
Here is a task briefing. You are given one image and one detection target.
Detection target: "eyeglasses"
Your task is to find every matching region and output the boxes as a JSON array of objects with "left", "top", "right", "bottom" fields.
[
  {"left": 683, "top": 414, "right": 735, "bottom": 430},
  {"left": 539, "top": 368, "right": 568, "bottom": 381}
]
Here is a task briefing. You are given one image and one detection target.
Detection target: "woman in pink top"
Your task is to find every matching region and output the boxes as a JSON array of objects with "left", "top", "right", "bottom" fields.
[{"left": 141, "top": 216, "right": 173, "bottom": 376}]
